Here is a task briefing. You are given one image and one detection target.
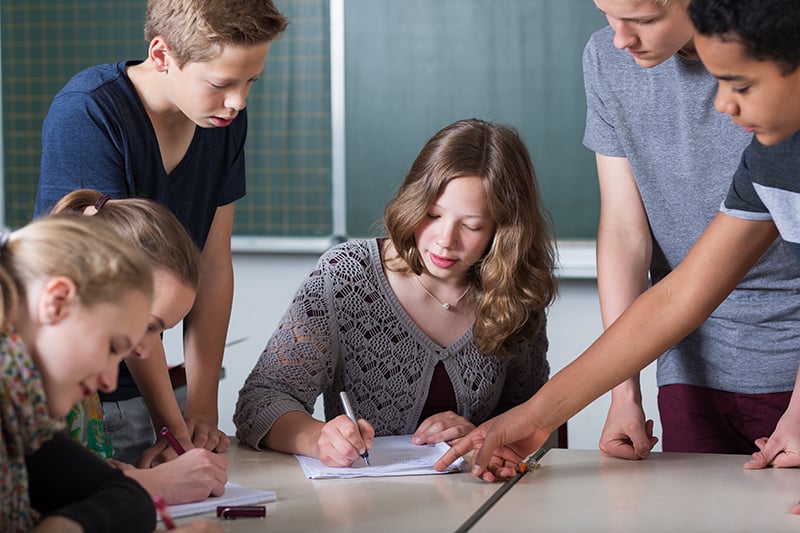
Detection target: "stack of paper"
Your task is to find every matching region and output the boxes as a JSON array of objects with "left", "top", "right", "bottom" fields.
[{"left": 295, "top": 434, "right": 464, "bottom": 479}]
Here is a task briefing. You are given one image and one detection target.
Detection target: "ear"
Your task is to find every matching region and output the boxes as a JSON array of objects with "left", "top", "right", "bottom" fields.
[
  {"left": 149, "top": 36, "right": 172, "bottom": 74},
  {"left": 38, "top": 276, "right": 78, "bottom": 326}
]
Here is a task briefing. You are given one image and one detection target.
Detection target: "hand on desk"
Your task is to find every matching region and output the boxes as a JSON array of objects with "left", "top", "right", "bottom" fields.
[
  {"left": 598, "top": 399, "right": 658, "bottom": 460},
  {"left": 744, "top": 412, "right": 800, "bottom": 470},
  {"left": 318, "top": 414, "right": 375, "bottom": 467},
  {"left": 433, "top": 404, "right": 550, "bottom": 482},
  {"left": 185, "top": 415, "right": 231, "bottom": 453},
  {"left": 412, "top": 410, "right": 475, "bottom": 446},
  {"left": 121, "top": 448, "right": 229, "bottom": 505}
]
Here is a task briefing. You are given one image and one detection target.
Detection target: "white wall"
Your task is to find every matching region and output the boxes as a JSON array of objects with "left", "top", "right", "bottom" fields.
[{"left": 165, "top": 251, "right": 662, "bottom": 451}]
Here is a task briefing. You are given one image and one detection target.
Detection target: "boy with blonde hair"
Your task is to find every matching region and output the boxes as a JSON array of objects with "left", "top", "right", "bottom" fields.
[{"left": 35, "top": 0, "right": 288, "bottom": 466}]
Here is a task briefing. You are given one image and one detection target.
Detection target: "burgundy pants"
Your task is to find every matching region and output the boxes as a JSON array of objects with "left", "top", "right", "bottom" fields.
[{"left": 658, "top": 383, "right": 792, "bottom": 454}]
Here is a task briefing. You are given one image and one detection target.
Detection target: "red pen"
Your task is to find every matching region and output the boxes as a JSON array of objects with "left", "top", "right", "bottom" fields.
[
  {"left": 153, "top": 496, "right": 176, "bottom": 530},
  {"left": 160, "top": 426, "right": 186, "bottom": 455}
]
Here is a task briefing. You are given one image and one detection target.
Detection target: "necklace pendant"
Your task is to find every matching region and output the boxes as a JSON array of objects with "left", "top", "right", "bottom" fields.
[{"left": 441, "top": 302, "right": 450, "bottom": 310}]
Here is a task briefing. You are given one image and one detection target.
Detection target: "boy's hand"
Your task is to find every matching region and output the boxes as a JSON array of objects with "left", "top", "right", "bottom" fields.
[
  {"left": 433, "top": 404, "right": 550, "bottom": 482},
  {"left": 185, "top": 415, "right": 231, "bottom": 453},
  {"left": 599, "top": 399, "right": 658, "bottom": 460},
  {"left": 744, "top": 410, "right": 800, "bottom": 469}
]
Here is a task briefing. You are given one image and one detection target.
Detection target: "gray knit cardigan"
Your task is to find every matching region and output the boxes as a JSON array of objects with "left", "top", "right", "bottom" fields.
[{"left": 234, "top": 239, "right": 549, "bottom": 450}]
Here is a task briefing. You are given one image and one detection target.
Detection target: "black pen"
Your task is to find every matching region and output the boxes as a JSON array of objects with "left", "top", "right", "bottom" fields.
[{"left": 339, "top": 391, "right": 370, "bottom": 466}]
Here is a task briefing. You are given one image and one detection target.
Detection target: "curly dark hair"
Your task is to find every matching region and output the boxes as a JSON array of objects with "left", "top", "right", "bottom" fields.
[{"left": 689, "top": 0, "right": 800, "bottom": 74}]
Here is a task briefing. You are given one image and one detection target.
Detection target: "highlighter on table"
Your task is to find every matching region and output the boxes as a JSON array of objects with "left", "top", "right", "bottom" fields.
[{"left": 339, "top": 391, "right": 370, "bottom": 466}]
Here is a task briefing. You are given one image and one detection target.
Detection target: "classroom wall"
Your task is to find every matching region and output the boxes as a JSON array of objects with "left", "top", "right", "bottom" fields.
[{"left": 165, "top": 252, "right": 662, "bottom": 452}]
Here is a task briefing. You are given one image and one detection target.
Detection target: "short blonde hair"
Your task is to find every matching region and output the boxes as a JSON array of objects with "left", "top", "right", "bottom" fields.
[
  {"left": 0, "top": 215, "right": 153, "bottom": 328},
  {"left": 144, "top": 0, "right": 290, "bottom": 67}
]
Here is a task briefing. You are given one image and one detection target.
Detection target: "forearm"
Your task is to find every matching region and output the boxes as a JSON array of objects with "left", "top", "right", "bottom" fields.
[
  {"left": 30, "top": 517, "right": 83, "bottom": 533},
  {"left": 183, "top": 252, "right": 233, "bottom": 422},
  {"left": 597, "top": 231, "right": 650, "bottom": 406},
  {"left": 531, "top": 214, "right": 777, "bottom": 434},
  {"left": 595, "top": 152, "right": 652, "bottom": 328},
  {"left": 183, "top": 307, "right": 229, "bottom": 421},
  {"left": 595, "top": 152, "right": 652, "bottom": 405},
  {"left": 27, "top": 434, "right": 156, "bottom": 533},
  {"left": 262, "top": 411, "right": 325, "bottom": 457}
]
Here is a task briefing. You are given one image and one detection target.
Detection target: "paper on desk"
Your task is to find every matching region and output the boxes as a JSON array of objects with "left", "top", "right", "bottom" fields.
[
  {"left": 295, "top": 434, "right": 464, "bottom": 479},
  {"left": 163, "top": 482, "right": 276, "bottom": 519}
]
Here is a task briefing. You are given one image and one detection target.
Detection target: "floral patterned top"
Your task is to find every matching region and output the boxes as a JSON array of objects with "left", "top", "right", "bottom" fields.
[
  {"left": 0, "top": 330, "right": 63, "bottom": 531},
  {"left": 65, "top": 393, "right": 113, "bottom": 460}
]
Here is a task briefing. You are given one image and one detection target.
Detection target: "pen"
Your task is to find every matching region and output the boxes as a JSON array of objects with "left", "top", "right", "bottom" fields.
[
  {"left": 153, "top": 495, "right": 176, "bottom": 530},
  {"left": 339, "top": 390, "right": 370, "bottom": 466},
  {"left": 160, "top": 426, "right": 186, "bottom": 455}
]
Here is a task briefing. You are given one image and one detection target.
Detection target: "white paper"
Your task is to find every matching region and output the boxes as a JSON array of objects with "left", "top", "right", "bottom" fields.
[
  {"left": 163, "top": 482, "right": 276, "bottom": 519},
  {"left": 295, "top": 434, "right": 464, "bottom": 479}
]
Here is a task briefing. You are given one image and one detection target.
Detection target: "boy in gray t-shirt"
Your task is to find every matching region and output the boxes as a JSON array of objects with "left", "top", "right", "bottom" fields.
[
  {"left": 435, "top": 0, "right": 800, "bottom": 490},
  {"left": 584, "top": 0, "right": 800, "bottom": 457}
]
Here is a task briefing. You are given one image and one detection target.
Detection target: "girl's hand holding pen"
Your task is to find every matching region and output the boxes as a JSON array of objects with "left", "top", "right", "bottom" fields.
[
  {"left": 317, "top": 415, "right": 375, "bottom": 468},
  {"left": 129, "top": 448, "right": 229, "bottom": 504}
]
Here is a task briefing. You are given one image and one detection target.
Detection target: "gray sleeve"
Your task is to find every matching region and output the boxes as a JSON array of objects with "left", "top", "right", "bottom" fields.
[
  {"left": 582, "top": 31, "right": 626, "bottom": 158},
  {"left": 233, "top": 257, "right": 337, "bottom": 450}
]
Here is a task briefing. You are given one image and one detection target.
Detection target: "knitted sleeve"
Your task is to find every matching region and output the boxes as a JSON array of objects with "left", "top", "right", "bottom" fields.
[{"left": 234, "top": 251, "right": 338, "bottom": 449}]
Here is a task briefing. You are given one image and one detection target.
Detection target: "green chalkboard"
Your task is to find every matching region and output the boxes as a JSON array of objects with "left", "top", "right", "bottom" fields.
[
  {"left": 1, "top": 0, "right": 332, "bottom": 238},
  {"left": 2, "top": 0, "right": 606, "bottom": 242},
  {"left": 344, "top": 0, "right": 606, "bottom": 240}
]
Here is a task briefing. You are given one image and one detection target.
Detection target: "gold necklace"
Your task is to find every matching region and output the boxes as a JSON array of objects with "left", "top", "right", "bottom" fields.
[{"left": 414, "top": 276, "right": 470, "bottom": 310}]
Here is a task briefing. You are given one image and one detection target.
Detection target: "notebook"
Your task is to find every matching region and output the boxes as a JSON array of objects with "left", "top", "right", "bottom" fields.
[
  {"left": 295, "top": 434, "right": 464, "bottom": 479},
  {"left": 163, "top": 482, "right": 277, "bottom": 519}
]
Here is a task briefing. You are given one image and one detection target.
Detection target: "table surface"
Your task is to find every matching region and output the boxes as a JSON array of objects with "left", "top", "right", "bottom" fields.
[{"left": 169, "top": 444, "right": 800, "bottom": 532}]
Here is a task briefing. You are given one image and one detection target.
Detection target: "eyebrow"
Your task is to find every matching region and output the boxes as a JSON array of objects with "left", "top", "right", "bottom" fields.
[
  {"left": 593, "top": 4, "right": 659, "bottom": 23},
  {"left": 714, "top": 74, "right": 748, "bottom": 82},
  {"left": 431, "top": 205, "right": 490, "bottom": 220}
]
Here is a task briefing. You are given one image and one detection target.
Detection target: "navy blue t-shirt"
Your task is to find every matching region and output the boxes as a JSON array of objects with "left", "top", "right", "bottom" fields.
[{"left": 35, "top": 61, "right": 247, "bottom": 400}]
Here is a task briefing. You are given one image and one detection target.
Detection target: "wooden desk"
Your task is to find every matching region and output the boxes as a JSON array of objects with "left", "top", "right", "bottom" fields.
[
  {"left": 475, "top": 449, "right": 800, "bottom": 532},
  {"left": 171, "top": 441, "right": 495, "bottom": 532},
  {"left": 171, "top": 445, "right": 800, "bottom": 532}
]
